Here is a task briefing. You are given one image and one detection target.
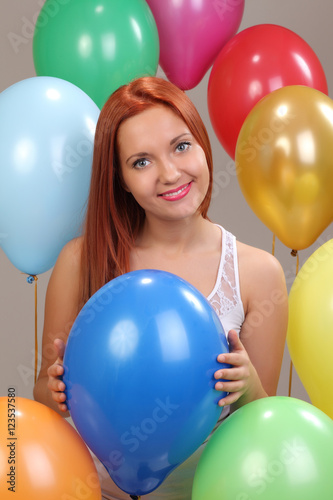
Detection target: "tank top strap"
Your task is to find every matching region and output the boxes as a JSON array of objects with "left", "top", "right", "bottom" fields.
[{"left": 207, "top": 225, "right": 243, "bottom": 320}]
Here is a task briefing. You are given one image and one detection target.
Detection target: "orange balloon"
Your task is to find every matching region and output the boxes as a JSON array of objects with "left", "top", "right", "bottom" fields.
[
  {"left": 0, "top": 397, "right": 101, "bottom": 499},
  {"left": 235, "top": 85, "right": 333, "bottom": 250}
]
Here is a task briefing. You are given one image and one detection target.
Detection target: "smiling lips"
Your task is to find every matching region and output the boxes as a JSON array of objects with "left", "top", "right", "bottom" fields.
[{"left": 158, "top": 182, "right": 192, "bottom": 201}]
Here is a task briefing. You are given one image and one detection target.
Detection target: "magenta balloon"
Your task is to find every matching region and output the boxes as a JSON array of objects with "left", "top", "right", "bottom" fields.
[{"left": 147, "top": 0, "right": 245, "bottom": 90}]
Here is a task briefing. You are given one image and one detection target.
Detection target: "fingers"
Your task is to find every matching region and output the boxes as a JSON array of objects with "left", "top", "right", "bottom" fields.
[
  {"left": 47, "top": 360, "right": 64, "bottom": 378},
  {"left": 54, "top": 338, "right": 66, "bottom": 359},
  {"left": 47, "top": 368, "right": 66, "bottom": 393},
  {"left": 216, "top": 352, "right": 246, "bottom": 368},
  {"left": 57, "top": 402, "right": 69, "bottom": 413},
  {"left": 216, "top": 330, "right": 245, "bottom": 365},
  {"left": 215, "top": 379, "right": 245, "bottom": 393},
  {"left": 47, "top": 339, "right": 68, "bottom": 412},
  {"left": 215, "top": 365, "right": 248, "bottom": 382},
  {"left": 217, "top": 391, "right": 243, "bottom": 407},
  {"left": 228, "top": 329, "right": 245, "bottom": 351},
  {"left": 215, "top": 330, "right": 251, "bottom": 407},
  {"left": 47, "top": 381, "right": 68, "bottom": 412}
]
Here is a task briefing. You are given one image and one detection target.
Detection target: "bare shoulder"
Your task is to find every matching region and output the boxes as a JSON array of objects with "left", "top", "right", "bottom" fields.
[
  {"left": 55, "top": 236, "right": 83, "bottom": 267},
  {"left": 237, "top": 240, "right": 283, "bottom": 272},
  {"left": 236, "top": 241, "right": 287, "bottom": 311},
  {"left": 50, "top": 237, "right": 83, "bottom": 280}
]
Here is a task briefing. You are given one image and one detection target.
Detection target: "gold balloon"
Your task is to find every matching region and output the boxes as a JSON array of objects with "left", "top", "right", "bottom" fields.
[
  {"left": 287, "top": 240, "right": 333, "bottom": 419},
  {"left": 235, "top": 85, "right": 333, "bottom": 250}
]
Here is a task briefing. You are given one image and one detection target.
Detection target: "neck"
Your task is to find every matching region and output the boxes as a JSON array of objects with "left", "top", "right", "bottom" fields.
[{"left": 137, "top": 214, "right": 210, "bottom": 254}]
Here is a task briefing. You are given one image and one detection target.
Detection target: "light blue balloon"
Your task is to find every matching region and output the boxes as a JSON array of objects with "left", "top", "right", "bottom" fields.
[{"left": 0, "top": 76, "right": 100, "bottom": 275}]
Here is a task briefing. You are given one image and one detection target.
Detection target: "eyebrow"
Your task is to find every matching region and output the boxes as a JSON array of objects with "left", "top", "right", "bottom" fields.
[
  {"left": 125, "top": 132, "right": 192, "bottom": 164},
  {"left": 170, "top": 132, "right": 192, "bottom": 145}
]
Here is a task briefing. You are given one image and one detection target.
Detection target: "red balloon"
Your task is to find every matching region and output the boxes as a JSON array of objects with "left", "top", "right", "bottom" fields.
[{"left": 208, "top": 24, "right": 328, "bottom": 159}]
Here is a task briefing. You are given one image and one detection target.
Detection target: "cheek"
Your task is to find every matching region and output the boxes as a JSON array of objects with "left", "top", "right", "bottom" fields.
[
  {"left": 198, "top": 158, "right": 210, "bottom": 188},
  {"left": 123, "top": 173, "right": 154, "bottom": 200}
]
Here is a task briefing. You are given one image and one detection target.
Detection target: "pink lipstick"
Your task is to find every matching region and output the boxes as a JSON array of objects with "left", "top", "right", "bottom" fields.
[{"left": 158, "top": 182, "right": 192, "bottom": 201}]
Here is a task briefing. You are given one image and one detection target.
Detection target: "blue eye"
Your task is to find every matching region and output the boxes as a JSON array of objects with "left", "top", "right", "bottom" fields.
[
  {"left": 133, "top": 158, "right": 150, "bottom": 169},
  {"left": 176, "top": 141, "right": 191, "bottom": 152}
]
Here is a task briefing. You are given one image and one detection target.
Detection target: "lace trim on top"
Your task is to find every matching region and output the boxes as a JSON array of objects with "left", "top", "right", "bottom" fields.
[{"left": 207, "top": 226, "right": 241, "bottom": 319}]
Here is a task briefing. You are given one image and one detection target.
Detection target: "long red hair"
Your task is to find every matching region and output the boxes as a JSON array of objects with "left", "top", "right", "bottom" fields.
[{"left": 80, "top": 77, "right": 213, "bottom": 308}]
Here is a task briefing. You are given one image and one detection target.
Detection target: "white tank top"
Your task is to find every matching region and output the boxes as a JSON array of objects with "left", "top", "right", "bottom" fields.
[
  {"left": 96, "top": 226, "right": 245, "bottom": 500},
  {"left": 208, "top": 225, "right": 245, "bottom": 336}
]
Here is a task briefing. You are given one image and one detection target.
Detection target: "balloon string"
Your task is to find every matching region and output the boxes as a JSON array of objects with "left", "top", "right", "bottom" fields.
[
  {"left": 272, "top": 234, "right": 276, "bottom": 256},
  {"left": 288, "top": 250, "right": 299, "bottom": 397},
  {"left": 26, "top": 274, "right": 39, "bottom": 384}
]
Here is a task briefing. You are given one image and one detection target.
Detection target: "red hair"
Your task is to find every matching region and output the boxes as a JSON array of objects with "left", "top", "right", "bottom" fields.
[{"left": 80, "top": 77, "right": 213, "bottom": 307}]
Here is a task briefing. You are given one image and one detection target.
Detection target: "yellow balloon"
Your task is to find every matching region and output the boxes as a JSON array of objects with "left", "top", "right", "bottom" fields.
[
  {"left": 287, "top": 240, "right": 333, "bottom": 419},
  {"left": 235, "top": 85, "right": 333, "bottom": 250}
]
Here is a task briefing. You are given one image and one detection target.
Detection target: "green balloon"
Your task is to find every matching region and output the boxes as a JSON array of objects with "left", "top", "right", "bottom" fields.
[
  {"left": 192, "top": 397, "right": 333, "bottom": 500},
  {"left": 33, "top": 0, "right": 159, "bottom": 109}
]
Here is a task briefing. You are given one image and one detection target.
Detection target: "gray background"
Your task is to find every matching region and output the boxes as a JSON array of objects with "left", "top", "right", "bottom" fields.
[{"left": 1, "top": 0, "right": 332, "bottom": 404}]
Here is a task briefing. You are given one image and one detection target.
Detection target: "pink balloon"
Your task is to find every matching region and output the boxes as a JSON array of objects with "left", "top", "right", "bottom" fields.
[{"left": 147, "top": 0, "right": 245, "bottom": 90}]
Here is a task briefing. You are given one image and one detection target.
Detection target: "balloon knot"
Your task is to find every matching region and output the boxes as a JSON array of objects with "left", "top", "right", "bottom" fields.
[
  {"left": 290, "top": 249, "right": 298, "bottom": 257},
  {"left": 130, "top": 496, "right": 140, "bottom": 500},
  {"left": 26, "top": 275, "right": 38, "bottom": 284}
]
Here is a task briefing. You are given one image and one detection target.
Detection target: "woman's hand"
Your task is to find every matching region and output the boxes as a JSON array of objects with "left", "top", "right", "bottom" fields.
[
  {"left": 214, "top": 330, "right": 267, "bottom": 409},
  {"left": 47, "top": 339, "right": 68, "bottom": 413}
]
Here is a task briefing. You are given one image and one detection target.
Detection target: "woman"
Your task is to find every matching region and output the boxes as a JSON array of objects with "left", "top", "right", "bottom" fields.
[{"left": 34, "top": 77, "right": 288, "bottom": 499}]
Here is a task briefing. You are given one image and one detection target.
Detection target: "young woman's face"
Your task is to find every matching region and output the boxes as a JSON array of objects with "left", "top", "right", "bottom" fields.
[{"left": 117, "top": 105, "right": 210, "bottom": 223}]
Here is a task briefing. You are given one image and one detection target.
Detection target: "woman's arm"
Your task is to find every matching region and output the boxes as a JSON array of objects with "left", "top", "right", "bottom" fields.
[
  {"left": 215, "top": 246, "right": 288, "bottom": 411},
  {"left": 33, "top": 238, "right": 82, "bottom": 416}
]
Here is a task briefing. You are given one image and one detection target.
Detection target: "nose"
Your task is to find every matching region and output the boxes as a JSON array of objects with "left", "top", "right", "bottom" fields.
[{"left": 158, "top": 158, "right": 181, "bottom": 184}]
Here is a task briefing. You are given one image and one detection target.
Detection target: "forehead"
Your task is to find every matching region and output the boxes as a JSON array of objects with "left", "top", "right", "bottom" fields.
[{"left": 117, "top": 105, "right": 190, "bottom": 149}]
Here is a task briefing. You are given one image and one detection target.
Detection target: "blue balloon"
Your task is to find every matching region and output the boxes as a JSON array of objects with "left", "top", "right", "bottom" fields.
[
  {"left": 63, "top": 269, "right": 229, "bottom": 496},
  {"left": 0, "top": 76, "right": 100, "bottom": 275}
]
